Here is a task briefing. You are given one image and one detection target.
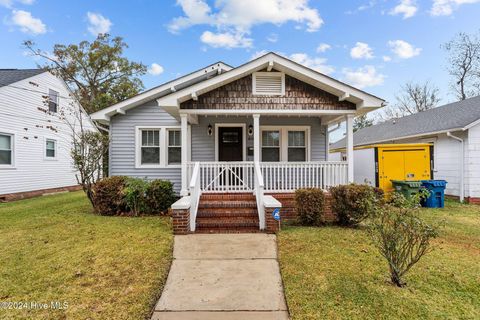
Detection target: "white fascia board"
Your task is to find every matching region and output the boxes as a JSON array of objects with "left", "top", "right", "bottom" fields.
[
  {"left": 178, "top": 109, "right": 357, "bottom": 116},
  {"left": 90, "top": 62, "right": 232, "bottom": 122},
  {"left": 463, "top": 118, "right": 480, "bottom": 130},
  {"left": 156, "top": 53, "right": 385, "bottom": 111}
]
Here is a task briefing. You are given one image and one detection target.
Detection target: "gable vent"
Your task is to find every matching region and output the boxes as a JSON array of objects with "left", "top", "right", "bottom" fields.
[{"left": 253, "top": 72, "right": 285, "bottom": 95}]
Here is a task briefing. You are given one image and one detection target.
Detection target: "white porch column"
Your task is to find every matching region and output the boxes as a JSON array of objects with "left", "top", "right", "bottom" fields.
[
  {"left": 253, "top": 114, "right": 260, "bottom": 162},
  {"left": 180, "top": 114, "right": 189, "bottom": 196},
  {"left": 346, "top": 114, "right": 354, "bottom": 183}
]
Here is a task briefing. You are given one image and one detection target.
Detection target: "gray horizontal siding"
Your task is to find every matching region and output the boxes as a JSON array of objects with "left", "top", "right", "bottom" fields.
[{"left": 110, "top": 101, "right": 181, "bottom": 191}]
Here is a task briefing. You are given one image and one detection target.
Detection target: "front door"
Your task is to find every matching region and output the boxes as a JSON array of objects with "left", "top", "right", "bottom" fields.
[{"left": 218, "top": 126, "right": 243, "bottom": 161}]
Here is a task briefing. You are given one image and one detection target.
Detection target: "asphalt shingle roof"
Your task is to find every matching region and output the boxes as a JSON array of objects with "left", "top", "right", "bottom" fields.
[
  {"left": 331, "top": 95, "right": 480, "bottom": 149},
  {"left": 0, "top": 69, "right": 46, "bottom": 88}
]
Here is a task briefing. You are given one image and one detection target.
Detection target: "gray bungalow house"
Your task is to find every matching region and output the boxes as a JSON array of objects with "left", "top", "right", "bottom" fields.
[{"left": 91, "top": 52, "right": 385, "bottom": 233}]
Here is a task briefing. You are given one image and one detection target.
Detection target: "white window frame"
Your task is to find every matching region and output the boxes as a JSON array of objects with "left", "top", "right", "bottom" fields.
[
  {"left": 252, "top": 72, "right": 285, "bottom": 96},
  {"left": 167, "top": 128, "right": 182, "bottom": 166},
  {"left": 135, "top": 126, "right": 182, "bottom": 168},
  {"left": 0, "top": 131, "right": 15, "bottom": 169},
  {"left": 260, "top": 129, "right": 281, "bottom": 162},
  {"left": 44, "top": 138, "right": 58, "bottom": 160},
  {"left": 48, "top": 89, "right": 59, "bottom": 113},
  {"left": 260, "top": 126, "right": 311, "bottom": 162}
]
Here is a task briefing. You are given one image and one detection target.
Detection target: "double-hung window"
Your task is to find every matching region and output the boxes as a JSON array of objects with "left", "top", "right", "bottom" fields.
[
  {"left": 45, "top": 139, "right": 57, "bottom": 159},
  {"left": 0, "top": 133, "right": 13, "bottom": 166},
  {"left": 167, "top": 129, "right": 181, "bottom": 165},
  {"left": 137, "top": 127, "right": 182, "bottom": 167},
  {"left": 288, "top": 131, "right": 306, "bottom": 161},
  {"left": 140, "top": 129, "right": 160, "bottom": 165},
  {"left": 48, "top": 89, "right": 59, "bottom": 113},
  {"left": 261, "top": 130, "right": 280, "bottom": 162},
  {"left": 260, "top": 127, "right": 309, "bottom": 162}
]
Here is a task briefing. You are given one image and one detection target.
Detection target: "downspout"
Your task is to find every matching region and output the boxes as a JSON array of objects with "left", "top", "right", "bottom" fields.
[{"left": 447, "top": 132, "right": 465, "bottom": 202}]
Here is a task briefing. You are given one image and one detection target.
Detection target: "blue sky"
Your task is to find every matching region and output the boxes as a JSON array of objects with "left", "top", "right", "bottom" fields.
[{"left": 1, "top": 0, "right": 480, "bottom": 110}]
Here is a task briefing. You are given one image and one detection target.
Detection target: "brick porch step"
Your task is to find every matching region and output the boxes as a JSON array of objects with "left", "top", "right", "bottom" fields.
[{"left": 195, "top": 193, "right": 260, "bottom": 233}]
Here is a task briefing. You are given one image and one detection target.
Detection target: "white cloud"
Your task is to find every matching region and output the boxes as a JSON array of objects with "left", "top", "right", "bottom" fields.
[
  {"left": 316, "top": 43, "right": 331, "bottom": 53},
  {"left": 267, "top": 33, "right": 278, "bottom": 43},
  {"left": 289, "top": 53, "right": 335, "bottom": 75},
  {"left": 200, "top": 30, "right": 253, "bottom": 48},
  {"left": 342, "top": 65, "right": 385, "bottom": 88},
  {"left": 430, "top": 0, "right": 480, "bottom": 16},
  {"left": 169, "top": 0, "right": 323, "bottom": 47},
  {"left": 148, "top": 63, "right": 164, "bottom": 76},
  {"left": 390, "top": 0, "right": 418, "bottom": 19},
  {"left": 251, "top": 50, "right": 270, "bottom": 60},
  {"left": 86, "top": 12, "right": 112, "bottom": 36},
  {"left": 388, "top": 40, "right": 421, "bottom": 58},
  {"left": 350, "top": 42, "right": 374, "bottom": 59},
  {"left": 0, "top": 0, "right": 34, "bottom": 8},
  {"left": 9, "top": 10, "right": 46, "bottom": 35},
  {"left": 382, "top": 55, "right": 392, "bottom": 62}
]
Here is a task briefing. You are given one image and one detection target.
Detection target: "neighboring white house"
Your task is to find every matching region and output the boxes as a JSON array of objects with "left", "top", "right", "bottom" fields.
[
  {"left": 330, "top": 96, "right": 480, "bottom": 203},
  {"left": 0, "top": 69, "right": 96, "bottom": 201}
]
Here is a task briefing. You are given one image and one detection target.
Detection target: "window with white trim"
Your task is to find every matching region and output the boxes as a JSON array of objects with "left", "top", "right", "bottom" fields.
[
  {"left": 48, "top": 89, "right": 59, "bottom": 113},
  {"left": 0, "top": 133, "right": 13, "bottom": 166},
  {"left": 288, "top": 131, "right": 306, "bottom": 161},
  {"left": 167, "top": 129, "right": 181, "bottom": 165},
  {"left": 136, "top": 127, "right": 182, "bottom": 167},
  {"left": 140, "top": 129, "right": 160, "bottom": 165},
  {"left": 261, "top": 130, "right": 280, "bottom": 162},
  {"left": 45, "top": 139, "right": 57, "bottom": 158},
  {"left": 260, "top": 127, "right": 309, "bottom": 162}
]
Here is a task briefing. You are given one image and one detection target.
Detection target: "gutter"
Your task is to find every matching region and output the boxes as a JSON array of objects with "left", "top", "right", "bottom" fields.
[{"left": 446, "top": 132, "right": 465, "bottom": 202}]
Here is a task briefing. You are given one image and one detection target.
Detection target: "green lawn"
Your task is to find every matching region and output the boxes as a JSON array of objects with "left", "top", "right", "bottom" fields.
[
  {"left": 0, "top": 191, "right": 173, "bottom": 320},
  {"left": 278, "top": 201, "right": 480, "bottom": 320}
]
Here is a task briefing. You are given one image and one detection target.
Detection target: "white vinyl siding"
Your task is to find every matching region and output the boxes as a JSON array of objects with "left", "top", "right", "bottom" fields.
[
  {"left": 252, "top": 72, "right": 285, "bottom": 95},
  {"left": 0, "top": 133, "right": 13, "bottom": 166}
]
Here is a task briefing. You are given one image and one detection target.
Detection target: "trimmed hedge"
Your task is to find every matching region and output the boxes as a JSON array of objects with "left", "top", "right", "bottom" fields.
[
  {"left": 92, "top": 176, "right": 177, "bottom": 216},
  {"left": 330, "top": 183, "right": 383, "bottom": 226},
  {"left": 295, "top": 188, "right": 326, "bottom": 226}
]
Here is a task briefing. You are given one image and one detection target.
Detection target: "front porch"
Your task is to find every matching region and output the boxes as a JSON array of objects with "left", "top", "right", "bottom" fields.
[{"left": 174, "top": 111, "right": 356, "bottom": 233}]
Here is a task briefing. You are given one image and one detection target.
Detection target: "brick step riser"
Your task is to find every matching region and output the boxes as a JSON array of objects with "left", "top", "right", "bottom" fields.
[
  {"left": 197, "top": 221, "right": 259, "bottom": 228},
  {"left": 198, "top": 202, "right": 257, "bottom": 209},
  {"left": 195, "top": 229, "right": 262, "bottom": 234},
  {"left": 197, "top": 210, "right": 258, "bottom": 217},
  {"left": 200, "top": 194, "right": 256, "bottom": 201}
]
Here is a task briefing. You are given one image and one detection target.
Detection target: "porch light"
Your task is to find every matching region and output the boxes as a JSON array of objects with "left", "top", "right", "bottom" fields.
[
  {"left": 248, "top": 125, "right": 253, "bottom": 136},
  {"left": 207, "top": 124, "right": 213, "bottom": 136}
]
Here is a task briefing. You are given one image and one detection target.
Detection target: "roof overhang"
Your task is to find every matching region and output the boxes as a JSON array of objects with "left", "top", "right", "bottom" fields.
[
  {"left": 90, "top": 62, "right": 232, "bottom": 124},
  {"left": 156, "top": 53, "right": 385, "bottom": 119}
]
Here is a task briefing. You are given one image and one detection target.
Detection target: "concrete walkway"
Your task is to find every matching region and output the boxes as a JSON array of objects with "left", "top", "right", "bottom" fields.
[{"left": 151, "top": 234, "right": 289, "bottom": 320}]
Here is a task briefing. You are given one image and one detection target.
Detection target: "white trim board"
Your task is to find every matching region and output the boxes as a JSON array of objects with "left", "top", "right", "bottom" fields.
[
  {"left": 214, "top": 123, "right": 247, "bottom": 162},
  {"left": 134, "top": 125, "right": 182, "bottom": 169}
]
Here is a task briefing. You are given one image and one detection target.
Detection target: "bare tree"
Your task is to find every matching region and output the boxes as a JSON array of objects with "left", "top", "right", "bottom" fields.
[
  {"left": 380, "top": 81, "right": 441, "bottom": 120},
  {"left": 442, "top": 31, "right": 480, "bottom": 100},
  {"left": 353, "top": 114, "right": 374, "bottom": 132}
]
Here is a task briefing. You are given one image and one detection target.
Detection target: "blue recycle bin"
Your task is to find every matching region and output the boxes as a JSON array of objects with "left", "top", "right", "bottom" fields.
[{"left": 421, "top": 180, "right": 448, "bottom": 208}]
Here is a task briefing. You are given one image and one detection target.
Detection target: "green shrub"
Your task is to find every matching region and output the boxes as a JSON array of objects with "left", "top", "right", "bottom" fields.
[
  {"left": 124, "top": 177, "right": 150, "bottom": 216},
  {"left": 330, "top": 184, "right": 383, "bottom": 226},
  {"left": 389, "top": 188, "right": 430, "bottom": 209},
  {"left": 146, "top": 180, "right": 177, "bottom": 214},
  {"left": 92, "top": 176, "right": 127, "bottom": 216},
  {"left": 369, "top": 203, "right": 438, "bottom": 287},
  {"left": 295, "top": 188, "right": 325, "bottom": 226}
]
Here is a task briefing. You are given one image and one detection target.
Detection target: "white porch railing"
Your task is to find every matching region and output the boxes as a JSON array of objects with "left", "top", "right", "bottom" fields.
[
  {"left": 259, "top": 161, "right": 348, "bottom": 192},
  {"left": 187, "top": 162, "right": 255, "bottom": 193},
  {"left": 189, "top": 162, "right": 201, "bottom": 232},
  {"left": 254, "top": 162, "right": 265, "bottom": 229}
]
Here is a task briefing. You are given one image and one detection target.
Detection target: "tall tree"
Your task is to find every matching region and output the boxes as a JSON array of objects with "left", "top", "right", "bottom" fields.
[
  {"left": 23, "top": 34, "right": 146, "bottom": 114},
  {"left": 442, "top": 31, "right": 480, "bottom": 100},
  {"left": 353, "top": 114, "right": 374, "bottom": 132},
  {"left": 381, "top": 81, "right": 441, "bottom": 120}
]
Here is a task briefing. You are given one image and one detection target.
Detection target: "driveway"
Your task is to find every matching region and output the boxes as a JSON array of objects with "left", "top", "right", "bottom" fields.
[{"left": 151, "top": 234, "right": 289, "bottom": 320}]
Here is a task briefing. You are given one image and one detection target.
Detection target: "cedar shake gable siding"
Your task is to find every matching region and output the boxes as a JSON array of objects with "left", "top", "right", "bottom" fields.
[{"left": 180, "top": 74, "right": 356, "bottom": 110}]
